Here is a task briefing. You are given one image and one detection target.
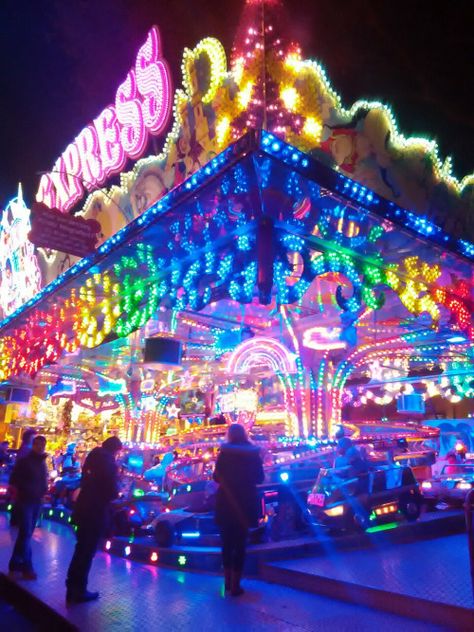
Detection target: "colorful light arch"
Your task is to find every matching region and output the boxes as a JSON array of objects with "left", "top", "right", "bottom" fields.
[{"left": 226, "top": 336, "right": 299, "bottom": 435}]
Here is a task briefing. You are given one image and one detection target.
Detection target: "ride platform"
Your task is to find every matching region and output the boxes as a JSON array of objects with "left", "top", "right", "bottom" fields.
[
  {"left": 0, "top": 513, "right": 444, "bottom": 632},
  {"left": 262, "top": 532, "right": 474, "bottom": 629}
]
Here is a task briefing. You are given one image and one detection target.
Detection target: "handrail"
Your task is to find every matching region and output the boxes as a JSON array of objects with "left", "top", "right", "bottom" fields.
[{"left": 464, "top": 487, "right": 474, "bottom": 598}]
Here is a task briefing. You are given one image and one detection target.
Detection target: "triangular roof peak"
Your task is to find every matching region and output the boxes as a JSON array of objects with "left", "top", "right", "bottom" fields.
[{"left": 230, "top": 0, "right": 301, "bottom": 132}]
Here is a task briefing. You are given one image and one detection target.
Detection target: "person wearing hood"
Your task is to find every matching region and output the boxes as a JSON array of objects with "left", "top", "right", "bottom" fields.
[
  {"left": 213, "top": 423, "right": 264, "bottom": 596},
  {"left": 8, "top": 435, "right": 48, "bottom": 580},
  {"left": 334, "top": 436, "right": 353, "bottom": 469},
  {"left": 16, "top": 428, "right": 38, "bottom": 460},
  {"left": 66, "top": 436, "right": 122, "bottom": 604},
  {"left": 10, "top": 428, "right": 39, "bottom": 527}
]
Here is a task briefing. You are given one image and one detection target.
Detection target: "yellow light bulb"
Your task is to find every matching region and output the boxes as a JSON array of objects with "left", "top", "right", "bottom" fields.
[
  {"left": 216, "top": 116, "right": 230, "bottom": 145},
  {"left": 238, "top": 81, "right": 254, "bottom": 109},
  {"left": 280, "top": 86, "right": 299, "bottom": 112},
  {"left": 303, "top": 117, "right": 322, "bottom": 140}
]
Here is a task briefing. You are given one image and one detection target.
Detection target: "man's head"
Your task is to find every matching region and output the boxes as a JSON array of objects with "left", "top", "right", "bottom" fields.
[
  {"left": 102, "top": 436, "right": 123, "bottom": 454},
  {"left": 21, "top": 428, "right": 37, "bottom": 447},
  {"left": 346, "top": 446, "right": 360, "bottom": 463},
  {"left": 31, "top": 435, "right": 47, "bottom": 455},
  {"left": 337, "top": 437, "right": 353, "bottom": 455}
]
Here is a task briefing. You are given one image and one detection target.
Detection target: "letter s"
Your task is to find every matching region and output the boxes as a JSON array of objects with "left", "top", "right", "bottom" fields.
[
  {"left": 116, "top": 70, "right": 147, "bottom": 160},
  {"left": 136, "top": 26, "right": 172, "bottom": 134}
]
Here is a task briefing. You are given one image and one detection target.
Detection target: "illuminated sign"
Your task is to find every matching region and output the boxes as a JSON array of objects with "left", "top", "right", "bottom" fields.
[
  {"left": 97, "top": 375, "right": 127, "bottom": 396},
  {"left": 0, "top": 187, "right": 42, "bottom": 317},
  {"left": 302, "top": 326, "right": 346, "bottom": 351},
  {"left": 29, "top": 202, "right": 101, "bottom": 257},
  {"left": 220, "top": 389, "right": 258, "bottom": 413},
  {"left": 37, "top": 26, "right": 172, "bottom": 212}
]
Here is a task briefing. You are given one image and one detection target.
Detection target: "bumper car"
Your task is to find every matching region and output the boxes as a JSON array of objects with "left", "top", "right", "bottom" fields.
[
  {"left": 421, "top": 462, "right": 474, "bottom": 508},
  {"left": 307, "top": 465, "right": 422, "bottom": 531}
]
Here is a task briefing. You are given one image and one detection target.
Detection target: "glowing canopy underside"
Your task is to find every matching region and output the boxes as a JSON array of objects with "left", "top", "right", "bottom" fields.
[{"left": 0, "top": 131, "right": 473, "bottom": 387}]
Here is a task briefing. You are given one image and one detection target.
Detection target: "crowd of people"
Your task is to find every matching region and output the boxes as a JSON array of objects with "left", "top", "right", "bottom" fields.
[
  {"left": 4, "top": 428, "right": 124, "bottom": 602},
  {"left": 3, "top": 423, "right": 264, "bottom": 602},
  {"left": 6, "top": 422, "right": 451, "bottom": 602}
]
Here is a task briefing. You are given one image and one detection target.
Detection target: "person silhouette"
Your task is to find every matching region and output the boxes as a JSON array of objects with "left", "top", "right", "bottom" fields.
[{"left": 213, "top": 424, "right": 264, "bottom": 596}]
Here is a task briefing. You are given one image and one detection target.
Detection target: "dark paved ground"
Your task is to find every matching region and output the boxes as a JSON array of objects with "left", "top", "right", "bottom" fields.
[
  {"left": 268, "top": 533, "right": 474, "bottom": 610},
  {"left": 0, "top": 598, "right": 35, "bottom": 630},
  {"left": 0, "top": 513, "right": 451, "bottom": 631}
]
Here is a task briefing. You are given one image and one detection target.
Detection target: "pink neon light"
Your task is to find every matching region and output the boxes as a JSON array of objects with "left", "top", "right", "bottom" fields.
[
  {"left": 227, "top": 337, "right": 297, "bottom": 375},
  {"left": 136, "top": 26, "right": 172, "bottom": 134},
  {"left": 116, "top": 70, "right": 147, "bottom": 160},
  {"left": 36, "top": 26, "right": 172, "bottom": 213},
  {"left": 61, "top": 144, "right": 82, "bottom": 208},
  {"left": 76, "top": 124, "right": 104, "bottom": 190},
  {"left": 36, "top": 174, "right": 56, "bottom": 210},
  {"left": 94, "top": 106, "right": 126, "bottom": 179}
]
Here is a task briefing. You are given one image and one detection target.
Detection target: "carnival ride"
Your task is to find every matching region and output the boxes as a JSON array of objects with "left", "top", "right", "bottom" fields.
[{"left": 0, "top": 0, "right": 473, "bottom": 503}]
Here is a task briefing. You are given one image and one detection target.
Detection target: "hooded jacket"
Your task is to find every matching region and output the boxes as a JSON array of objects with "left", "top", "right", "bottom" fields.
[
  {"left": 72, "top": 446, "right": 119, "bottom": 529},
  {"left": 9, "top": 451, "right": 48, "bottom": 503},
  {"left": 213, "top": 442, "right": 264, "bottom": 529}
]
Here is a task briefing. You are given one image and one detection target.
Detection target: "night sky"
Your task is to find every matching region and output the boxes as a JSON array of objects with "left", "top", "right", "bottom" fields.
[{"left": 0, "top": 0, "right": 473, "bottom": 210}]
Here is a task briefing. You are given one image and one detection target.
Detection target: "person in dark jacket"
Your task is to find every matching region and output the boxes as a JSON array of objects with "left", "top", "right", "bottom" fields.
[
  {"left": 8, "top": 435, "right": 48, "bottom": 579},
  {"left": 10, "top": 429, "right": 38, "bottom": 527},
  {"left": 213, "top": 424, "right": 264, "bottom": 596},
  {"left": 16, "top": 429, "right": 38, "bottom": 460},
  {"left": 66, "top": 436, "right": 122, "bottom": 603}
]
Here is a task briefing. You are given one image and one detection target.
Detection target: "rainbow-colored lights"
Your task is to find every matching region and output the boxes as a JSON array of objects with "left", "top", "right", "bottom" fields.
[{"left": 0, "top": 1, "right": 473, "bottom": 447}]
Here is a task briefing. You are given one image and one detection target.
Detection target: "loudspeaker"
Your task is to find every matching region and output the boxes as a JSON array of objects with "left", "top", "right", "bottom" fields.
[
  {"left": 0, "top": 387, "right": 32, "bottom": 404},
  {"left": 143, "top": 338, "right": 182, "bottom": 368}
]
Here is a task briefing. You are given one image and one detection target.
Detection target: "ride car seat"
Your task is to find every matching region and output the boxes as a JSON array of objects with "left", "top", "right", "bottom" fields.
[{"left": 371, "top": 470, "right": 386, "bottom": 493}]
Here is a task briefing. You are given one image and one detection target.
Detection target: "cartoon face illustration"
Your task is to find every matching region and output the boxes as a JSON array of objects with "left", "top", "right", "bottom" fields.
[
  {"left": 131, "top": 169, "right": 167, "bottom": 216},
  {"left": 326, "top": 131, "right": 357, "bottom": 169}
]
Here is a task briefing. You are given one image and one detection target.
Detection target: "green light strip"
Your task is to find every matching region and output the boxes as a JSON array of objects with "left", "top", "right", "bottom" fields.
[{"left": 365, "top": 522, "right": 399, "bottom": 534}]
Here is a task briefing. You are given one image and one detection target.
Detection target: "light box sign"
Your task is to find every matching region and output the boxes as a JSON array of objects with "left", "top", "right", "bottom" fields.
[
  {"left": 37, "top": 26, "right": 172, "bottom": 213},
  {"left": 219, "top": 389, "right": 258, "bottom": 413},
  {"left": 29, "top": 202, "right": 101, "bottom": 257}
]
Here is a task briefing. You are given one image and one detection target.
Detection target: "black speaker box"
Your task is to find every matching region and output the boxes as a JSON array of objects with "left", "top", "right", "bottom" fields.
[{"left": 143, "top": 338, "right": 182, "bottom": 367}]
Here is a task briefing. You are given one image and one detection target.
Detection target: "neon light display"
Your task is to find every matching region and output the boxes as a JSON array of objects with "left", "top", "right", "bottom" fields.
[
  {"left": 219, "top": 389, "right": 258, "bottom": 413},
  {"left": 0, "top": 187, "right": 42, "bottom": 318},
  {"left": 0, "top": 2, "right": 473, "bottom": 447},
  {"left": 226, "top": 337, "right": 299, "bottom": 435},
  {"left": 226, "top": 337, "right": 297, "bottom": 375},
  {"left": 303, "top": 327, "right": 346, "bottom": 351},
  {"left": 1, "top": 131, "right": 473, "bottom": 394},
  {"left": 37, "top": 26, "right": 172, "bottom": 212}
]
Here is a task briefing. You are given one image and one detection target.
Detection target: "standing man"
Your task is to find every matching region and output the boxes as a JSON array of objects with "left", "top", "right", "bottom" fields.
[
  {"left": 16, "top": 429, "right": 38, "bottom": 459},
  {"left": 10, "top": 429, "right": 38, "bottom": 527},
  {"left": 8, "top": 435, "right": 48, "bottom": 579},
  {"left": 66, "top": 436, "right": 122, "bottom": 604}
]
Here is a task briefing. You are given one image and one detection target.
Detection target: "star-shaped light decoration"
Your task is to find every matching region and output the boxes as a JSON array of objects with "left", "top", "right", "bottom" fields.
[
  {"left": 166, "top": 403, "right": 181, "bottom": 419},
  {"left": 180, "top": 369, "right": 194, "bottom": 390}
]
